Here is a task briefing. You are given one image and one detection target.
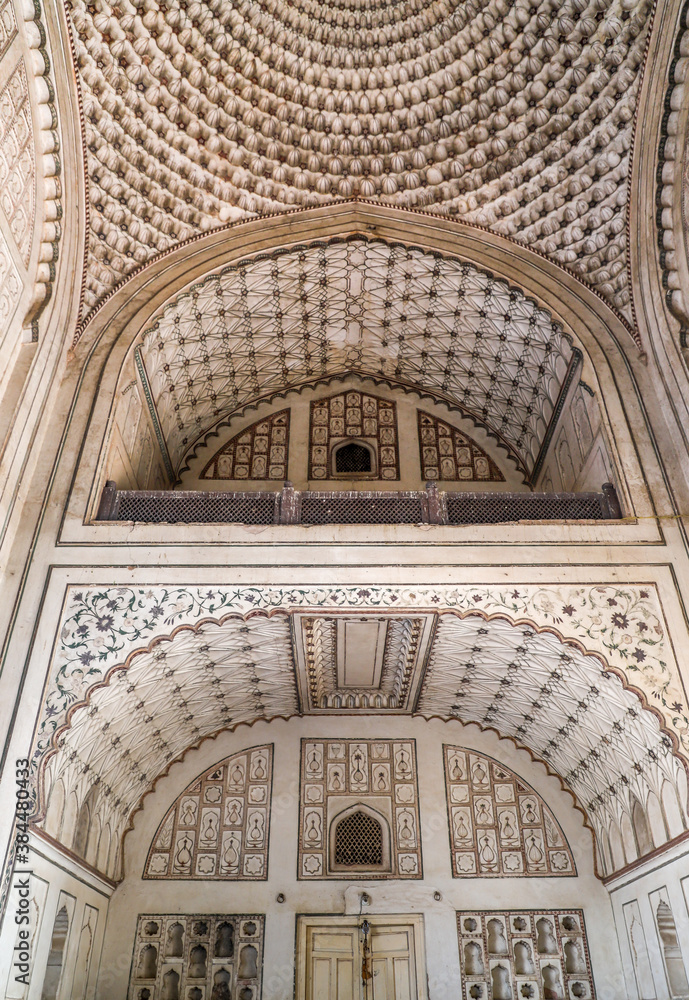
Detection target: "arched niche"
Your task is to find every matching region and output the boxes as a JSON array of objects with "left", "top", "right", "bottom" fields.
[
  {"left": 40, "top": 903, "right": 71, "bottom": 1000},
  {"left": 328, "top": 802, "right": 392, "bottom": 874},
  {"left": 63, "top": 206, "right": 650, "bottom": 525},
  {"left": 631, "top": 796, "right": 655, "bottom": 857},
  {"left": 332, "top": 440, "right": 376, "bottom": 478},
  {"left": 34, "top": 603, "right": 688, "bottom": 882}
]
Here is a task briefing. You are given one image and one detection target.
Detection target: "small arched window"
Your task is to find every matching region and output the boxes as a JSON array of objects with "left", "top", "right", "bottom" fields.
[
  {"left": 335, "top": 810, "right": 383, "bottom": 866},
  {"left": 334, "top": 442, "right": 373, "bottom": 475},
  {"left": 329, "top": 803, "right": 391, "bottom": 872}
]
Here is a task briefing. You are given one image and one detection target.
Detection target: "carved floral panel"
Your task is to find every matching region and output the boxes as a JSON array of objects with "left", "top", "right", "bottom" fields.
[
  {"left": 144, "top": 745, "right": 273, "bottom": 881},
  {"left": 417, "top": 411, "right": 504, "bottom": 482},
  {"left": 200, "top": 410, "right": 290, "bottom": 481},
  {"left": 443, "top": 746, "right": 575, "bottom": 877},
  {"left": 0, "top": 61, "right": 35, "bottom": 265},
  {"left": 0, "top": 0, "right": 17, "bottom": 62},
  {"left": 298, "top": 738, "right": 421, "bottom": 879},
  {"left": 309, "top": 390, "right": 399, "bottom": 480}
]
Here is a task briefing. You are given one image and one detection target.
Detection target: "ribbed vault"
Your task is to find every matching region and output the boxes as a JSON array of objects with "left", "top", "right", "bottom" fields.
[
  {"left": 39, "top": 609, "right": 686, "bottom": 880},
  {"left": 138, "top": 237, "right": 577, "bottom": 474},
  {"left": 70, "top": 0, "right": 651, "bottom": 319}
]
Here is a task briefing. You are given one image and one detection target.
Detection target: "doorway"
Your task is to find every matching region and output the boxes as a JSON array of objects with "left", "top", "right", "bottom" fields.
[{"left": 296, "top": 914, "right": 427, "bottom": 1000}]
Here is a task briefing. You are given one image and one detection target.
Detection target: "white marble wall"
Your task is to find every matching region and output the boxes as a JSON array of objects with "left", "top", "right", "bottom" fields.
[{"left": 96, "top": 717, "right": 625, "bottom": 1000}]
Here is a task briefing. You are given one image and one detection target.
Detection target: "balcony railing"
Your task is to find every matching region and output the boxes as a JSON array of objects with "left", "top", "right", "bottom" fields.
[{"left": 96, "top": 481, "right": 622, "bottom": 526}]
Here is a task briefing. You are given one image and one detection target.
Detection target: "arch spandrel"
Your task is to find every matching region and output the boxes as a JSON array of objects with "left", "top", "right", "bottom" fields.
[{"left": 33, "top": 583, "right": 689, "bottom": 881}]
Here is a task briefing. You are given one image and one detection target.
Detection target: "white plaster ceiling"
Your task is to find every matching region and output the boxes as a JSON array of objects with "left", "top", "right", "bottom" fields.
[
  {"left": 71, "top": 0, "right": 648, "bottom": 319},
  {"left": 41, "top": 609, "right": 683, "bottom": 866},
  {"left": 43, "top": 613, "right": 298, "bottom": 849},
  {"left": 139, "top": 238, "right": 576, "bottom": 474},
  {"left": 417, "top": 614, "right": 684, "bottom": 837}
]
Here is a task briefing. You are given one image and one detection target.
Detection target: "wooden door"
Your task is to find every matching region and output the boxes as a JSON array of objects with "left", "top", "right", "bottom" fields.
[
  {"left": 306, "top": 925, "right": 359, "bottom": 1000},
  {"left": 368, "top": 923, "right": 416, "bottom": 1000},
  {"left": 297, "top": 916, "right": 425, "bottom": 1000}
]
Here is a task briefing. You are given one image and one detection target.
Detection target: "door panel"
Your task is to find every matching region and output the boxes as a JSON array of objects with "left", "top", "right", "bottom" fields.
[
  {"left": 307, "top": 927, "right": 358, "bottom": 1000},
  {"left": 369, "top": 926, "right": 415, "bottom": 1000},
  {"left": 299, "top": 916, "right": 425, "bottom": 1000}
]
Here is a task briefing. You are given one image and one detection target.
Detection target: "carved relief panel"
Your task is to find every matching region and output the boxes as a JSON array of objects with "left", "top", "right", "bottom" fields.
[
  {"left": 417, "top": 412, "right": 504, "bottom": 482},
  {"left": 128, "top": 913, "right": 264, "bottom": 1000},
  {"left": 298, "top": 739, "right": 421, "bottom": 879},
  {"left": 443, "top": 747, "right": 575, "bottom": 877},
  {"left": 0, "top": 61, "right": 35, "bottom": 266},
  {"left": 308, "top": 391, "right": 399, "bottom": 480},
  {"left": 0, "top": 215, "right": 21, "bottom": 329},
  {"left": 144, "top": 746, "right": 273, "bottom": 880},
  {"left": 457, "top": 910, "right": 595, "bottom": 1000},
  {"left": 200, "top": 411, "right": 289, "bottom": 481},
  {"left": 0, "top": 0, "right": 18, "bottom": 60}
]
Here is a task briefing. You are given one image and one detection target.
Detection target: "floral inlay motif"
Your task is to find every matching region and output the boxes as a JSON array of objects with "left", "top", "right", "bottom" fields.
[
  {"left": 443, "top": 746, "right": 575, "bottom": 878},
  {"left": 144, "top": 745, "right": 273, "bottom": 881}
]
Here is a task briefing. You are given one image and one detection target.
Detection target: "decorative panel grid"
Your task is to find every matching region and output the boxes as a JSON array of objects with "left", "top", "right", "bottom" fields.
[
  {"left": 298, "top": 739, "right": 421, "bottom": 879},
  {"left": 0, "top": 61, "right": 35, "bottom": 266},
  {"left": 418, "top": 412, "right": 504, "bottom": 483},
  {"left": 443, "top": 746, "right": 575, "bottom": 878},
  {"left": 0, "top": 228, "right": 21, "bottom": 328},
  {"left": 457, "top": 910, "right": 595, "bottom": 1000},
  {"left": 144, "top": 746, "right": 273, "bottom": 881},
  {"left": 200, "top": 411, "right": 290, "bottom": 481},
  {"left": 309, "top": 391, "right": 398, "bottom": 480},
  {"left": 128, "top": 913, "right": 263, "bottom": 1000},
  {"left": 0, "top": 0, "right": 17, "bottom": 62}
]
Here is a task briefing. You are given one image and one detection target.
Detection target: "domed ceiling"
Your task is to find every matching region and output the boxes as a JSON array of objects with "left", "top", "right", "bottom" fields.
[{"left": 71, "top": 0, "right": 650, "bottom": 320}]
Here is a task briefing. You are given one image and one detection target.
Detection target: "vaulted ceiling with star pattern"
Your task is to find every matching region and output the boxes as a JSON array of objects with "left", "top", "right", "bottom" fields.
[
  {"left": 40, "top": 609, "right": 687, "bottom": 881},
  {"left": 137, "top": 238, "right": 576, "bottom": 474}
]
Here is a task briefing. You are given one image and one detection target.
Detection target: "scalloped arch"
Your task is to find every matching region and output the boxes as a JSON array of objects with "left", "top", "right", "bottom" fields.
[{"left": 35, "top": 601, "right": 688, "bottom": 881}]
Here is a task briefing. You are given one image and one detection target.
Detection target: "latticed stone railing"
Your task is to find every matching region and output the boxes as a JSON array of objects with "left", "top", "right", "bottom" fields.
[{"left": 96, "top": 482, "right": 622, "bottom": 526}]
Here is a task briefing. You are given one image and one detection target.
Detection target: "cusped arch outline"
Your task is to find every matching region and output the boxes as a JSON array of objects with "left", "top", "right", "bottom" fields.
[{"left": 33, "top": 602, "right": 689, "bottom": 881}]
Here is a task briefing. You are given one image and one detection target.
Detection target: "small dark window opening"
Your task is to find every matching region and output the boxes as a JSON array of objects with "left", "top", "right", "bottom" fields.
[
  {"left": 334, "top": 810, "right": 383, "bottom": 866},
  {"left": 335, "top": 443, "right": 372, "bottom": 474}
]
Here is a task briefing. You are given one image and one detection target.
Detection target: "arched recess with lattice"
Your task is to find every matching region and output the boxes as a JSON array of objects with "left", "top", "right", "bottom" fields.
[{"left": 61, "top": 204, "right": 657, "bottom": 527}]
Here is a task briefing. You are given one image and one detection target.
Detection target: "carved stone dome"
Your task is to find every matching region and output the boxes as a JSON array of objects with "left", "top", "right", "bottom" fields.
[{"left": 71, "top": 0, "right": 650, "bottom": 317}]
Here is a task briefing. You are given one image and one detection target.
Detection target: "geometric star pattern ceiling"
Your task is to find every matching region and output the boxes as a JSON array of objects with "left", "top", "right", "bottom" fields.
[
  {"left": 417, "top": 614, "right": 685, "bottom": 857},
  {"left": 70, "top": 0, "right": 649, "bottom": 320},
  {"left": 41, "top": 613, "right": 297, "bottom": 869},
  {"left": 40, "top": 610, "right": 685, "bottom": 878},
  {"left": 140, "top": 238, "right": 575, "bottom": 474}
]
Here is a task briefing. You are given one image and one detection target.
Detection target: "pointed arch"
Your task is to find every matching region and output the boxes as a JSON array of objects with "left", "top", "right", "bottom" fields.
[
  {"left": 631, "top": 796, "right": 655, "bottom": 857},
  {"left": 328, "top": 802, "right": 392, "bottom": 874}
]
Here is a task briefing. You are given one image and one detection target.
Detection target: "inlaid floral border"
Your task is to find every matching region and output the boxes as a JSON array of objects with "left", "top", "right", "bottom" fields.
[{"left": 37, "top": 583, "right": 688, "bottom": 759}]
